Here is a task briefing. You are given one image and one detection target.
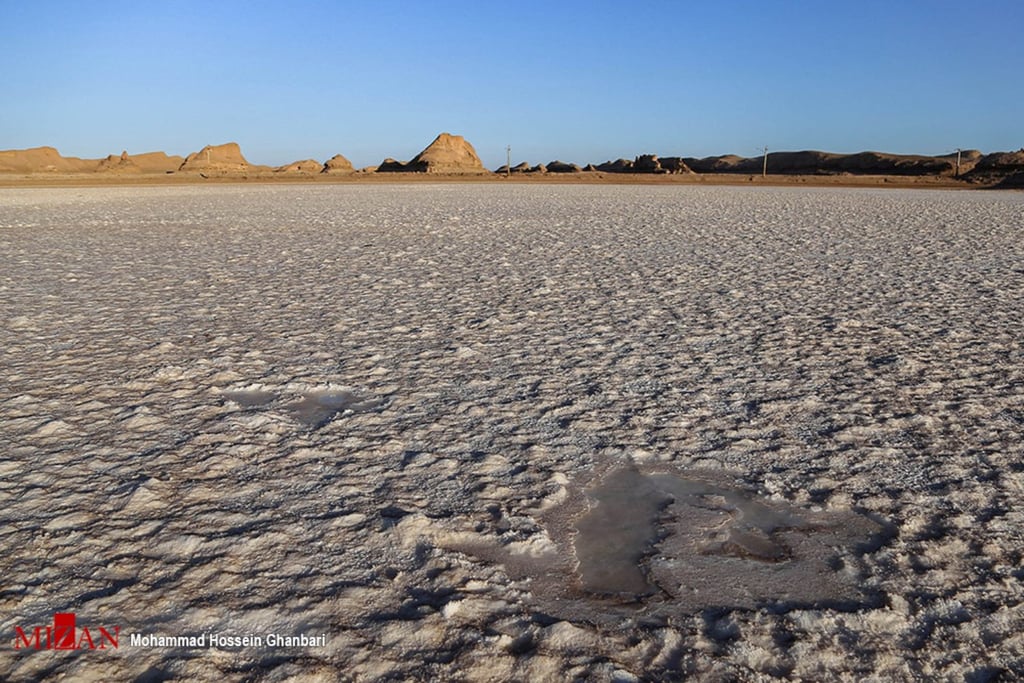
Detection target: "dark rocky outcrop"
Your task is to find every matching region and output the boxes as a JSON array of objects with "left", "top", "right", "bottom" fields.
[
  {"left": 592, "top": 155, "right": 692, "bottom": 174},
  {"left": 683, "top": 150, "right": 979, "bottom": 177},
  {"left": 595, "top": 158, "right": 634, "bottom": 173},
  {"left": 633, "top": 154, "right": 663, "bottom": 172},
  {"left": 376, "top": 158, "right": 407, "bottom": 172},
  {"left": 964, "top": 149, "right": 1024, "bottom": 184},
  {"left": 658, "top": 157, "right": 694, "bottom": 174},
  {"left": 494, "top": 161, "right": 533, "bottom": 174},
  {"left": 546, "top": 160, "right": 582, "bottom": 173}
]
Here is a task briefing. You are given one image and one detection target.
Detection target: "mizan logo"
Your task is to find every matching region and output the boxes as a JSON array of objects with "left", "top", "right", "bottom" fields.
[{"left": 14, "top": 613, "right": 120, "bottom": 650}]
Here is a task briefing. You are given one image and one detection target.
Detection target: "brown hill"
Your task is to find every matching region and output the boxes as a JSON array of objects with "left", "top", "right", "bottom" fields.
[
  {"left": 322, "top": 153, "right": 354, "bottom": 174},
  {"left": 130, "top": 151, "right": 184, "bottom": 172},
  {"left": 179, "top": 142, "right": 267, "bottom": 174},
  {"left": 95, "top": 151, "right": 134, "bottom": 172},
  {"left": 379, "top": 133, "right": 488, "bottom": 173},
  {"left": 0, "top": 146, "right": 95, "bottom": 173},
  {"left": 276, "top": 159, "right": 324, "bottom": 174},
  {"left": 96, "top": 150, "right": 183, "bottom": 173}
]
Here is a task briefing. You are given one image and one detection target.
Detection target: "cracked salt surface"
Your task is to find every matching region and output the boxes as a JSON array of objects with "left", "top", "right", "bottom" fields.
[{"left": 2, "top": 184, "right": 1023, "bottom": 681}]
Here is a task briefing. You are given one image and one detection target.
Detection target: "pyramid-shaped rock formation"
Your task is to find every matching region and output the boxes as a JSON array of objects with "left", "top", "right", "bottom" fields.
[{"left": 378, "top": 133, "right": 487, "bottom": 174}]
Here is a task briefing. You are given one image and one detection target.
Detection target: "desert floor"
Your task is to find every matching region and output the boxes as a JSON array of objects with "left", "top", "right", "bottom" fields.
[{"left": 1, "top": 184, "right": 1022, "bottom": 681}]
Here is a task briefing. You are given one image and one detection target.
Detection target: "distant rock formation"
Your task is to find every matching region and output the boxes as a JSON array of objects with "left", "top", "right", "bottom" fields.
[
  {"left": 1, "top": 140, "right": 1021, "bottom": 185},
  {"left": 377, "top": 133, "right": 488, "bottom": 174},
  {"left": 683, "top": 150, "right": 968, "bottom": 176},
  {"left": 683, "top": 155, "right": 745, "bottom": 173},
  {"left": 376, "top": 157, "right": 406, "bottom": 172},
  {"left": 657, "top": 157, "right": 694, "bottom": 174},
  {"left": 546, "top": 160, "right": 582, "bottom": 173},
  {"left": 595, "top": 158, "right": 634, "bottom": 173},
  {"left": 96, "top": 150, "right": 183, "bottom": 173},
  {"left": 276, "top": 159, "right": 324, "bottom": 174},
  {"left": 633, "top": 155, "right": 662, "bottom": 172},
  {"left": 0, "top": 146, "right": 95, "bottom": 173},
  {"left": 592, "top": 155, "right": 692, "bottom": 174},
  {"left": 322, "top": 153, "right": 354, "bottom": 174},
  {"left": 965, "top": 149, "right": 1024, "bottom": 185},
  {"left": 0, "top": 146, "right": 183, "bottom": 174},
  {"left": 125, "top": 151, "right": 184, "bottom": 173},
  {"left": 970, "top": 149, "right": 1024, "bottom": 173},
  {"left": 494, "top": 161, "right": 532, "bottom": 174},
  {"left": 179, "top": 142, "right": 264, "bottom": 174},
  {"left": 97, "top": 151, "right": 138, "bottom": 172}
]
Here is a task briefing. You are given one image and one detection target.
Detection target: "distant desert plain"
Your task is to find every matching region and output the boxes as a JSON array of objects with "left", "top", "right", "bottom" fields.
[{"left": 2, "top": 133, "right": 1023, "bottom": 188}]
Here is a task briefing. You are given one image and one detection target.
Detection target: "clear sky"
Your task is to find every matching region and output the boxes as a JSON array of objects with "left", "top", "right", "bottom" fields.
[{"left": 2, "top": 1, "right": 1021, "bottom": 168}]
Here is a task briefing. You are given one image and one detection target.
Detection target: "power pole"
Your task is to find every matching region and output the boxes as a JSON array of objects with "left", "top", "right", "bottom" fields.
[
  {"left": 955, "top": 148, "right": 962, "bottom": 177},
  {"left": 506, "top": 145, "right": 511, "bottom": 178},
  {"left": 762, "top": 146, "right": 768, "bottom": 178}
]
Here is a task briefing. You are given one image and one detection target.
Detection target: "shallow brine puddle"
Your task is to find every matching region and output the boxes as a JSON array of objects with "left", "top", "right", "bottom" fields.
[
  {"left": 439, "top": 463, "right": 891, "bottom": 625},
  {"left": 220, "top": 385, "right": 382, "bottom": 428},
  {"left": 569, "top": 466, "right": 891, "bottom": 613}
]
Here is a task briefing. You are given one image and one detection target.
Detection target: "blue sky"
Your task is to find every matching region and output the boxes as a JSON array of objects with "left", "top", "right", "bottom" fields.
[{"left": 2, "top": 1, "right": 1021, "bottom": 168}]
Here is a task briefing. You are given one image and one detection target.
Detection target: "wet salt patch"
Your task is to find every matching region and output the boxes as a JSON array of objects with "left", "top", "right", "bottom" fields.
[
  {"left": 219, "top": 383, "right": 383, "bottom": 429},
  {"left": 570, "top": 466, "right": 890, "bottom": 611},
  {"left": 575, "top": 469, "right": 672, "bottom": 595},
  {"left": 285, "top": 390, "right": 360, "bottom": 428},
  {"left": 441, "top": 464, "right": 892, "bottom": 624}
]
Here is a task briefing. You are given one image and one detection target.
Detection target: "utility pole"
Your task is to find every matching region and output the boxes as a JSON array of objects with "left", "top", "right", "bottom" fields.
[
  {"left": 506, "top": 145, "right": 511, "bottom": 178},
  {"left": 955, "top": 148, "right": 962, "bottom": 177},
  {"left": 762, "top": 146, "right": 768, "bottom": 178}
]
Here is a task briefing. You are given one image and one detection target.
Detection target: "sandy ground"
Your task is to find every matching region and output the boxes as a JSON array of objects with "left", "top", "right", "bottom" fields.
[{"left": 1, "top": 184, "right": 1022, "bottom": 681}]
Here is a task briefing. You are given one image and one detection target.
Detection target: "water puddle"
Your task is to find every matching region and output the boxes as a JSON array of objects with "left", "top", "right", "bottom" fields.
[
  {"left": 285, "top": 390, "right": 362, "bottom": 429},
  {"left": 447, "top": 464, "right": 891, "bottom": 624},
  {"left": 574, "top": 468, "right": 674, "bottom": 595},
  {"left": 569, "top": 466, "right": 890, "bottom": 612}
]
